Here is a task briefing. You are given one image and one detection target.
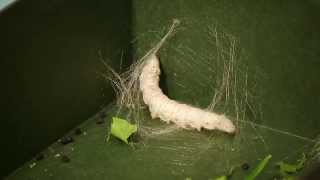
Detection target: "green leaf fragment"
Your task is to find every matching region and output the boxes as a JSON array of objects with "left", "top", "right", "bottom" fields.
[
  {"left": 282, "top": 176, "right": 298, "bottom": 180},
  {"left": 277, "top": 153, "right": 306, "bottom": 175},
  {"left": 211, "top": 166, "right": 235, "bottom": 180},
  {"left": 214, "top": 175, "right": 228, "bottom": 180},
  {"left": 245, "top": 154, "right": 272, "bottom": 180},
  {"left": 110, "top": 117, "right": 137, "bottom": 144}
]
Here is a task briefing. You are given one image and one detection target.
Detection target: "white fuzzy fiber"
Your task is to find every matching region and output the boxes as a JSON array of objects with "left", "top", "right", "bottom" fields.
[{"left": 139, "top": 54, "right": 236, "bottom": 134}]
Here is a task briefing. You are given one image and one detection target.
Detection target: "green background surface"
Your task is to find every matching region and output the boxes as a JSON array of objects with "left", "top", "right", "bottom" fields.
[{"left": 2, "top": 0, "right": 320, "bottom": 179}]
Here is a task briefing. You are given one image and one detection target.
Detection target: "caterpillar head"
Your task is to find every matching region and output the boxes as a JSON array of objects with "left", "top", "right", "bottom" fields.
[
  {"left": 216, "top": 115, "right": 236, "bottom": 134},
  {"left": 203, "top": 114, "right": 236, "bottom": 134}
]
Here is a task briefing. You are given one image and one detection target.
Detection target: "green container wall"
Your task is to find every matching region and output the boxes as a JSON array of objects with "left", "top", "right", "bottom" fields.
[{"left": 0, "top": 0, "right": 132, "bottom": 177}]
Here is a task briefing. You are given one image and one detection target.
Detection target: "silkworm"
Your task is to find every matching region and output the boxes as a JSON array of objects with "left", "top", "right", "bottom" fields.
[{"left": 139, "top": 53, "right": 236, "bottom": 134}]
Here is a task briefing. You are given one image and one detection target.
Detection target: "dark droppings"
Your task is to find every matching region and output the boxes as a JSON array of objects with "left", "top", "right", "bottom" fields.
[
  {"left": 96, "top": 119, "right": 105, "bottom": 125},
  {"left": 35, "top": 153, "right": 45, "bottom": 161},
  {"left": 241, "top": 163, "right": 250, "bottom": 170},
  {"left": 301, "top": 164, "right": 320, "bottom": 180},
  {"left": 74, "top": 128, "right": 82, "bottom": 135},
  {"left": 61, "top": 155, "right": 70, "bottom": 163},
  {"left": 60, "top": 136, "right": 74, "bottom": 145}
]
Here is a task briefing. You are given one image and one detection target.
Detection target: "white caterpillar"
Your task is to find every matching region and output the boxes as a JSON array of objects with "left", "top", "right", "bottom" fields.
[{"left": 139, "top": 53, "right": 236, "bottom": 134}]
